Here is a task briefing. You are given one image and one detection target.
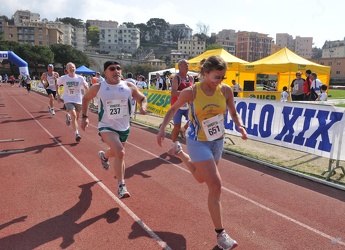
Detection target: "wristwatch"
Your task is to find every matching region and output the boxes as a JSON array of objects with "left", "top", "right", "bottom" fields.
[{"left": 82, "top": 114, "right": 88, "bottom": 118}]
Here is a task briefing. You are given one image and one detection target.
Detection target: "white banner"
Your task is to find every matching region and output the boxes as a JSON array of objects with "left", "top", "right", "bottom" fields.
[{"left": 225, "top": 98, "right": 345, "bottom": 161}]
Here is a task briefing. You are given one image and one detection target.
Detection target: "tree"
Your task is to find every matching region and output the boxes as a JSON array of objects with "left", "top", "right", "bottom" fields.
[
  {"left": 123, "top": 22, "right": 135, "bottom": 28},
  {"left": 206, "top": 44, "right": 223, "bottom": 51},
  {"left": 311, "top": 47, "right": 322, "bottom": 59},
  {"left": 29, "top": 45, "right": 54, "bottom": 73},
  {"left": 196, "top": 22, "right": 209, "bottom": 36},
  {"left": 170, "top": 26, "right": 184, "bottom": 43},
  {"left": 50, "top": 44, "right": 89, "bottom": 69},
  {"left": 135, "top": 23, "right": 149, "bottom": 43},
  {"left": 146, "top": 18, "right": 169, "bottom": 43},
  {"left": 87, "top": 26, "right": 100, "bottom": 47},
  {"left": 56, "top": 17, "right": 84, "bottom": 27},
  {"left": 0, "top": 41, "right": 22, "bottom": 75}
]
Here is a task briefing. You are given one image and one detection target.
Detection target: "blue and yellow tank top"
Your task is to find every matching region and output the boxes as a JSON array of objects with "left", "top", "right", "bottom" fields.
[{"left": 187, "top": 82, "right": 227, "bottom": 141}]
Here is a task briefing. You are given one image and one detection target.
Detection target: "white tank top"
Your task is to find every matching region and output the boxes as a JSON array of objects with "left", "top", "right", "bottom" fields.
[
  {"left": 46, "top": 72, "right": 57, "bottom": 91},
  {"left": 97, "top": 80, "right": 132, "bottom": 131}
]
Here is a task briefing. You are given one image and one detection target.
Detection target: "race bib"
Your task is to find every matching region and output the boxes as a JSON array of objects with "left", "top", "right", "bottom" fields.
[
  {"left": 202, "top": 114, "right": 225, "bottom": 141},
  {"left": 66, "top": 85, "right": 78, "bottom": 96},
  {"left": 106, "top": 99, "right": 128, "bottom": 119}
]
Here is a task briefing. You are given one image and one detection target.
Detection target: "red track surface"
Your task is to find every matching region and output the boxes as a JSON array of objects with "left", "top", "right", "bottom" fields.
[{"left": 0, "top": 85, "right": 344, "bottom": 250}]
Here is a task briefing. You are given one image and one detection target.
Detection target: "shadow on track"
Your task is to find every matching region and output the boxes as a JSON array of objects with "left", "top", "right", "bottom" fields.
[{"left": 0, "top": 181, "right": 119, "bottom": 249}]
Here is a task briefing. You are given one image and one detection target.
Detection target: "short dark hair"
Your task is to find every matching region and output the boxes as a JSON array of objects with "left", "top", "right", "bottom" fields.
[
  {"left": 104, "top": 61, "right": 120, "bottom": 71},
  {"left": 306, "top": 69, "right": 312, "bottom": 74},
  {"left": 127, "top": 72, "right": 133, "bottom": 78}
]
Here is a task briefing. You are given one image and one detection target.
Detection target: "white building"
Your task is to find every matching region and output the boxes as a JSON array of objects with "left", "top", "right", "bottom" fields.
[
  {"left": 86, "top": 19, "right": 118, "bottom": 29},
  {"left": 99, "top": 24, "right": 140, "bottom": 54},
  {"left": 322, "top": 39, "right": 345, "bottom": 58},
  {"left": 178, "top": 35, "right": 205, "bottom": 58},
  {"left": 13, "top": 10, "right": 40, "bottom": 25}
]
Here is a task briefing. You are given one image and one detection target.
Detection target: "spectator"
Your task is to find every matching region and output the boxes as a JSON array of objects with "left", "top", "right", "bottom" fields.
[
  {"left": 280, "top": 86, "right": 288, "bottom": 102},
  {"left": 155, "top": 73, "right": 164, "bottom": 90},
  {"left": 290, "top": 71, "right": 305, "bottom": 101},
  {"left": 303, "top": 69, "right": 312, "bottom": 101},
  {"left": 310, "top": 72, "right": 322, "bottom": 101},
  {"left": 316, "top": 84, "right": 328, "bottom": 101},
  {"left": 231, "top": 79, "right": 242, "bottom": 97}
]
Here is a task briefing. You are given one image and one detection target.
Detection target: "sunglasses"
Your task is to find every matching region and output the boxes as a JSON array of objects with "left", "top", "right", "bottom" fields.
[
  {"left": 213, "top": 75, "right": 227, "bottom": 80},
  {"left": 108, "top": 66, "right": 122, "bottom": 71},
  {"left": 296, "top": 74, "right": 301, "bottom": 76}
]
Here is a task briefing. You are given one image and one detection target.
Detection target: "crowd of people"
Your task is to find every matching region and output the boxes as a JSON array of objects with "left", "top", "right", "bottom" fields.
[{"left": 288, "top": 69, "right": 328, "bottom": 102}]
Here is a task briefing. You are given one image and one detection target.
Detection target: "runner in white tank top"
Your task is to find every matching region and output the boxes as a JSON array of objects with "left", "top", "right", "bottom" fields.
[{"left": 81, "top": 61, "right": 147, "bottom": 199}]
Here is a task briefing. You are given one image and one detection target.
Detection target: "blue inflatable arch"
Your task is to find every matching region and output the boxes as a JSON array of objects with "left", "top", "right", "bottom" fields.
[{"left": 0, "top": 51, "right": 29, "bottom": 76}]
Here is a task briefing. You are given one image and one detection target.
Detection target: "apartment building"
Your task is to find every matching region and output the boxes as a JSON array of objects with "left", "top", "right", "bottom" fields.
[
  {"left": 276, "top": 33, "right": 313, "bottom": 58},
  {"left": 215, "top": 29, "right": 237, "bottom": 55},
  {"left": 99, "top": 24, "right": 140, "bottom": 54},
  {"left": 13, "top": 10, "right": 40, "bottom": 25},
  {"left": 276, "top": 33, "right": 295, "bottom": 51},
  {"left": 236, "top": 31, "right": 272, "bottom": 62},
  {"left": 170, "top": 50, "right": 189, "bottom": 64},
  {"left": 86, "top": 19, "right": 119, "bottom": 29},
  {"left": 2, "top": 22, "right": 63, "bottom": 46},
  {"left": 164, "top": 24, "right": 193, "bottom": 43},
  {"left": 178, "top": 35, "right": 205, "bottom": 58},
  {"left": 310, "top": 57, "right": 345, "bottom": 82},
  {"left": 295, "top": 36, "right": 313, "bottom": 58},
  {"left": 322, "top": 39, "right": 345, "bottom": 58}
]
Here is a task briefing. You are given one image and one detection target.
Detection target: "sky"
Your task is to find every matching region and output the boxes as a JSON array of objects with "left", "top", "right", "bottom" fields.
[{"left": 1, "top": 0, "right": 343, "bottom": 48}]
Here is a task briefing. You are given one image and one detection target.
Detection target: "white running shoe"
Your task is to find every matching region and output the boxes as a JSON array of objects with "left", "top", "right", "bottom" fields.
[
  {"left": 50, "top": 109, "right": 55, "bottom": 115},
  {"left": 66, "top": 114, "right": 71, "bottom": 126},
  {"left": 167, "top": 141, "right": 183, "bottom": 156},
  {"left": 118, "top": 184, "right": 130, "bottom": 199},
  {"left": 98, "top": 151, "right": 110, "bottom": 170},
  {"left": 217, "top": 230, "right": 238, "bottom": 250}
]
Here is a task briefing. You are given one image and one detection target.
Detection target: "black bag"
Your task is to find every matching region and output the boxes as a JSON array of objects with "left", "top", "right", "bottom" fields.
[{"left": 310, "top": 87, "right": 318, "bottom": 101}]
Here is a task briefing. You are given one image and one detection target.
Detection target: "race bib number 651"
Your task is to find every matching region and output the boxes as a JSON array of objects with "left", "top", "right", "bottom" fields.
[{"left": 202, "top": 114, "right": 225, "bottom": 141}]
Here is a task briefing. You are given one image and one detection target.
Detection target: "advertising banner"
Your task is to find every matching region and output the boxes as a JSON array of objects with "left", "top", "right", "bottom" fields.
[{"left": 141, "top": 90, "right": 345, "bottom": 161}]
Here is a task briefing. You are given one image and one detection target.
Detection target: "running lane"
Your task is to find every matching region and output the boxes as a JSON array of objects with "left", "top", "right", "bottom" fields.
[{"left": 0, "top": 85, "right": 344, "bottom": 249}]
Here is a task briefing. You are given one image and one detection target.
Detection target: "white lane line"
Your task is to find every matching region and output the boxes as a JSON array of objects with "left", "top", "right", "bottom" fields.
[
  {"left": 128, "top": 142, "right": 345, "bottom": 247},
  {"left": 7, "top": 90, "right": 172, "bottom": 250}
]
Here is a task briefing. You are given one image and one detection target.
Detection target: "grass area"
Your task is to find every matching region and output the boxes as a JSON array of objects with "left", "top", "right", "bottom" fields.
[{"left": 328, "top": 89, "right": 345, "bottom": 99}]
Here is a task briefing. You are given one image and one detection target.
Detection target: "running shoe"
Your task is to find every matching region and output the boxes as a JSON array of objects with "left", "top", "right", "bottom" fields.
[
  {"left": 98, "top": 151, "right": 110, "bottom": 170},
  {"left": 66, "top": 114, "right": 71, "bottom": 126},
  {"left": 167, "top": 141, "right": 183, "bottom": 156},
  {"left": 51, "top": 109, "right": 55, "bottom": 115},
  {"left": 75, "top": 134, "right": 81, "bottom": 142},
  {"left": 118, "top": 184, "right": 130, "bottom": 199},
  {"left": 217, "top": 230, "right": 238, "bottom": 250}
]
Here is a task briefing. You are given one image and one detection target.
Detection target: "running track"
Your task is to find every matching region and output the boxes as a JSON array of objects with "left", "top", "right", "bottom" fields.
[{"left": 0, "top": 85, "right": 344, "bottom": 249}]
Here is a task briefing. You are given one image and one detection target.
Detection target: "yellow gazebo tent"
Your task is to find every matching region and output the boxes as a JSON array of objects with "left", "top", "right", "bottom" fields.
[
  {"left": 238, "top": 47, "right": 331, "bottom": 91},
  {"left": 185, "top": 48, "right": 248, "bottom": 85}
]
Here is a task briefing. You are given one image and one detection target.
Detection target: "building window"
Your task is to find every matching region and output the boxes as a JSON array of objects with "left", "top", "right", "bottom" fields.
[{"left": 336, "top": 71, "right": 340, "bottom": 74}]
